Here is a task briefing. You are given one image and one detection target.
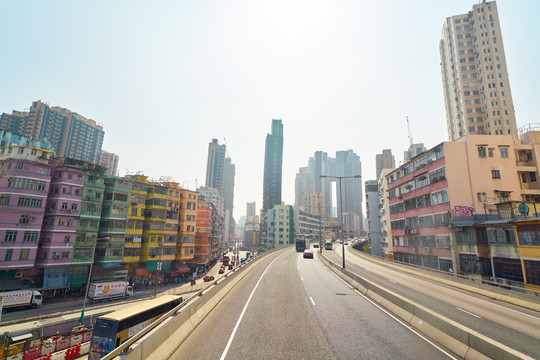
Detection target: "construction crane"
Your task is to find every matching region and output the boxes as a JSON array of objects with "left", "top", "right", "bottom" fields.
[{"left": 406, "top": 116, "right": 413, "bottom": 147}]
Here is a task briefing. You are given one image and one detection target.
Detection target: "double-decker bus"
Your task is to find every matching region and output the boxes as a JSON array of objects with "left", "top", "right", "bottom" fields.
[
  {"left": 89, "top": 295, "right": 183, "bottom": 360},
  {"left": 295, "top": 234, "right": 307, "bottom": 252}
]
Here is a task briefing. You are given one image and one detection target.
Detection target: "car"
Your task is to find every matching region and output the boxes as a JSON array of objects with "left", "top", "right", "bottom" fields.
[
  {"left": 219, "top": 267, "right": 225, "bottom": 274},
  {"left": 344, "top": 242, "right": 349, "bottom": 245},
  {"left": 203, "top": 275, "right": 215, "bottom": 282},
  {"left": 303, "top": 249, "right": 314, "bottom": 259},
  {"left": 313, "top": 244, "right": 319, "bottom": 248}
]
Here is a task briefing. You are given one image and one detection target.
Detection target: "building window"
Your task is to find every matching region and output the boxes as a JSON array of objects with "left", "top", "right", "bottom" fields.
[
  {"left": 531, "top": 173, "right": 537, "bottom": 182},
  {"left": 23, "top": 231, "right": 38, "bottom": 242},
  {"left": 491, "top": 170, "right": 501, "bottom": 179},
  {"left": 0, "top": 194, "right": 10, "bottom": 205},
  {"left": 500, "top": 148, "right": 508, "bottom": 158},
  {"left": 524, "top": 260, "right": 540, "bottom": 286},
  {"left": 62, "top": 252, "right": 69, "bottom": 259},
  {"left": 19, "top": 249, "right": 29, "bottom": 260},
  {"left": 477, "top": 146, "right": 486, "bottom": 157},
  {"left": 488, "top": 148, "right": 494, "bottom": 157},
  {"left": 52, "top": 252, "right": 60, "bottom": 260},
  {"left": 477, "top": 192, "right": 487, "bottom": 202},
  {"left": 62, "top": 202, "right": 68, "bottom": 210},
  {"left": 4, "top": 230, "right": 17, "bottom": 242},
  {"left": 5, "top": 249, "right": 13, "bottom": 261}
]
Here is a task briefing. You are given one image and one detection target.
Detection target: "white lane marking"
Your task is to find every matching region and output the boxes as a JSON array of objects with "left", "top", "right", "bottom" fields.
[
  {"left": 220, "top": 252, "right": 286, "bottom": 360},
  {"left": 387, "top": 279, "right": 397, "bottom": 284},
  {"left": 310, "top": 296, "right": 316, "bottom": 306},
  {"left": 353, "top": 290, "right": 458, "bottom": 359},
  {"left": 301, "top": 276, "right": 304, "bottom": 281},
  {"left": 456, "top": 307, "right": 482, "bottom": 319}
]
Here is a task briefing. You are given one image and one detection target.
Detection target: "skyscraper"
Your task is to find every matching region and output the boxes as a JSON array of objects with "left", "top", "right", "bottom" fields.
[
  {"left": 205, "top": 139, "right": 235, "bottom": 241},
  {"left": 0, "top": 100, "right": 104, "bottom": 164},
  {"left": 295, "top": 150, "right": 364, "bottom": 235},
  {"left": 375, "top": 149, "right": 395, "bottom": 179},
  {"left": 205, "top": 139, "right": 226, "bottom": 189},
  {"left": 440, "top": 1, "right": 517, "bottom": 140},
  {"left": 246, "top": 202, "right": 256, "bottom": 217},
  {"left": 262, "top": 119, "right": 284, "bottom": 212}
]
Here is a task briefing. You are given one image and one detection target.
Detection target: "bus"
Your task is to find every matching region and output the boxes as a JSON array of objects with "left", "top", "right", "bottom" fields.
[
  {"left": 89, "top": 295, "right": 183, "bottom": 360},
  {"left": 295, "top": 234, "right": 307, "bottom": 252}
]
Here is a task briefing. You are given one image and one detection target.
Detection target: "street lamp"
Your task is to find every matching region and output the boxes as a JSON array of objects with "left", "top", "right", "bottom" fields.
[
  {"left": 320, "top": 175, "right": 361, "bottom": 269},
  {"left": 79, "top": 236, "right": 109, "bottom": 324}
]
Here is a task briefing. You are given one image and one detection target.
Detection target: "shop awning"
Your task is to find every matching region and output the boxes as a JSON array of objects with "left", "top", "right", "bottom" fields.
[
  {"left": 137, "top": 268, "right": 151, "bottom": 275},
  {"left": 176, "top": 265, "right": 191, "bottom": 273}
]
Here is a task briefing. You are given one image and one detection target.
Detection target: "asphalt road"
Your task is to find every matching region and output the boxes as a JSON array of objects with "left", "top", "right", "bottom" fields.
[
  {"left": 325, "top": 243, "right": 540, "bottom": 358},
  {"left": 170, "top": 248, "right": 457, "bottom": 360}
]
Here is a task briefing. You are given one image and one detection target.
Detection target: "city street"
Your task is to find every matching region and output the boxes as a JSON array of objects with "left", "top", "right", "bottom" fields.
[{"left": 170, "top": 248, "right": 456, "bottom": 359}]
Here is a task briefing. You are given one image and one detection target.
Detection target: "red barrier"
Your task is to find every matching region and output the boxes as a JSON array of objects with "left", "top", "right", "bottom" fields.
[
  {"left": 54, "top": 338, "right": 70, "bottom": 352},
  {"left": 23, "top": 348, "right": 41, "bottom": 360}
]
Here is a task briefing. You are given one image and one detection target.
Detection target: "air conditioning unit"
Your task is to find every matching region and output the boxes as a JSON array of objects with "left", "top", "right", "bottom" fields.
[
  {"left": 499, "top": 278, "right": 508, "bottom": 285},
  {"left": 411, "top": 247, "right": 416, "bottom": 252},
  {"left": 425, "top": 247, "right": 431, "bottom": 253},
  {"left": 15, "top": 271, "right": 23, "bottom": 278}
]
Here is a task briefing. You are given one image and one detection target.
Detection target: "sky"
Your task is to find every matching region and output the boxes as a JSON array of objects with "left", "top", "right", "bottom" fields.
[{"left": 1, "top": 1, "right": 539, "bottom": 221}]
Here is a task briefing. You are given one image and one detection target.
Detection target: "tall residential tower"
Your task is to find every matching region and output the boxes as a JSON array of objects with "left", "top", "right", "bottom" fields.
[
  {"left": 263, "top": 119, "right": 284, "bottom": 212},
  {"left": 205, "top": 139, "right": 235, "bottom": 242},
  {"left": 0, "top": 100, "right": 105, "bottom": 164},
  {"left": 440, "top": 1, "right": 517, "bottom": 140}
]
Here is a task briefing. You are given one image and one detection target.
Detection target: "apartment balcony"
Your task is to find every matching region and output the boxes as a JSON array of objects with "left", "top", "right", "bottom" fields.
[{"left": 121, "top": 256, "right": 140, "bottom": 263}]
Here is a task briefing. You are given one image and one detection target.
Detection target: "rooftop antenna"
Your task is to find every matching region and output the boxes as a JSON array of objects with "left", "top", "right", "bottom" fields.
[
  {"left": 195, "top": 178, "right": 198, "bottom": 189},
  {"left": 406, "top": 116, "right": 413, "bottom": 147}
]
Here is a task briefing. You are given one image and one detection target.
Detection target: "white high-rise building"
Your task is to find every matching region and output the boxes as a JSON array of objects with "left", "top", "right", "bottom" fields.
[{"left": 440, "top": 1, "right": 517, "bottom": 140}]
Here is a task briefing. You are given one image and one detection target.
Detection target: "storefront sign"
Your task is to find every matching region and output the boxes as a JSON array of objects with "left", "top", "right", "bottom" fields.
[{"left": 113, "top": 270, "right": 128, "bottom": 278}]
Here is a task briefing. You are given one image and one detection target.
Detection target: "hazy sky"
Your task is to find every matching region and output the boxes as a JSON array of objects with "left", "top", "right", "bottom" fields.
[{"left": 1, "top": 1, "right": 539, "bottom": 221}]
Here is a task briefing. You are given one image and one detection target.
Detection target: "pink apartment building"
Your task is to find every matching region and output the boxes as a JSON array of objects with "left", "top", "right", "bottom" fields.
[{"left": 0, "top": 144, "right": 54, "bottom": 288}]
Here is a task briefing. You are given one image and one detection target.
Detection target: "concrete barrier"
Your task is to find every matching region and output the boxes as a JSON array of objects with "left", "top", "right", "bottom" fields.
[{"left": 318, "top": 252, "right": 533, "bottom": 360}]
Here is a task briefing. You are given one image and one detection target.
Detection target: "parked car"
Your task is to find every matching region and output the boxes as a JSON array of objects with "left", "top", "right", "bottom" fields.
[
  {"left": 203, "top": 275, "right": 215, "bottom": 282},
  {"left": 303, "top": 249, "right": 314, "bottom": 259},
  {"left": 313, "top": 244, "right": 319, "bottom": 248},
  {"left": 219, "top": 267, "right": 225, "bottom": 274}
]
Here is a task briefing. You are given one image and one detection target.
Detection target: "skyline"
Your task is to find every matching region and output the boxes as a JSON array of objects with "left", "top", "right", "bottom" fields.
[{"left": 1, "top": 1, "right": 539, "bottom": 221}]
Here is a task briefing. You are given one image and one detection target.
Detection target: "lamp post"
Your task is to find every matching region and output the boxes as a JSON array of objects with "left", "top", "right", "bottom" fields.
[
  {"left": 320, "top": 175, "right": 361, "bottom": 269},
  {"left": 79, "top": 236, "right": 109, "bottom": 324}
]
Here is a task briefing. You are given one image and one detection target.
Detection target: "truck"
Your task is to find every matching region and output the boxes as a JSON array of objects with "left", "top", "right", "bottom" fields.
[
  {"left": 0, "top": 290, "right": 42, "bottom": 312},
  {"left": 295, "top": 234, "right": 307, "bottom": 252},
  {"left": 325, "top": 240, "right": 333, "bottom": 250},
  {"left": 87, "top": 281, "right": 134, "bottom": 301}
]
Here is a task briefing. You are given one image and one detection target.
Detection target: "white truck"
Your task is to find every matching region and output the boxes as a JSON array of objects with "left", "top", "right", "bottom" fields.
[
  {"left": 0, "top": 290, "right": 42, "bottom": 312},
  {"left": 87, "top": 281, "right": 134, "bottom": 301}
]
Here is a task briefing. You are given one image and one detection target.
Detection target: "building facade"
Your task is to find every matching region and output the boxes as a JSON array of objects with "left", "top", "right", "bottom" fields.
[
  {"left": 375, "top": 149, "right": 395, "bottom": 179},
  {"left": 1, "top": 100, "right": 105, "bottom": 164},
  {"left": 365, "top": 180, "right": 382, "bottom": 257},
  {"left": 99, "top": 150, "right": 119, "bottom": 176},
  {"left": 385, "top": 130, "right": 540, "bottom": 276},
  {"left": 440, "top": 1, "right": 517, "bottom": 141},
  {"left": 0, "top": 143, "right": 54, "bottom": 289},
  {"left": 263, "top": 119, "right": 284, "bottom": 212},
  {"left": 261, "top": 204, "right": 294, "bottom": 249}
]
